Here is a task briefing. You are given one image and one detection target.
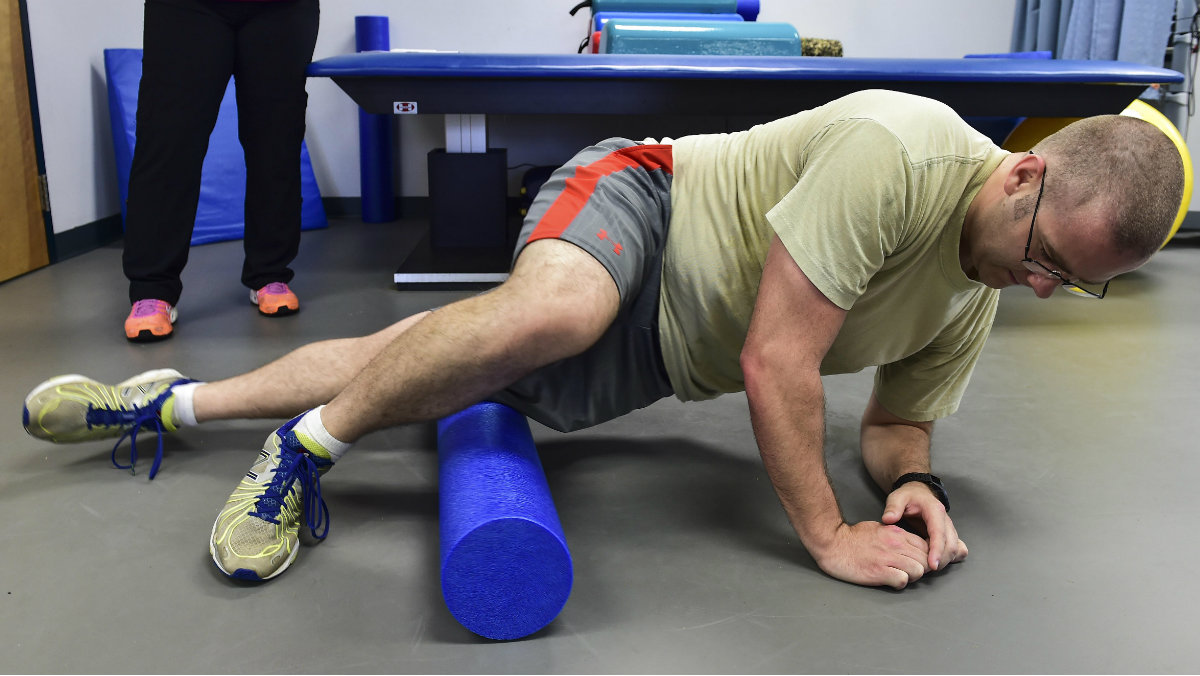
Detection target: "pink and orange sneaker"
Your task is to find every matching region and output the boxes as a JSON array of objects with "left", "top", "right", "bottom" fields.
[
  {"left": 124, "top": 299, "right": 177, "bottom": 342},
  {"left": 251, "top": 282, "right": 299, "bottom": 316}
]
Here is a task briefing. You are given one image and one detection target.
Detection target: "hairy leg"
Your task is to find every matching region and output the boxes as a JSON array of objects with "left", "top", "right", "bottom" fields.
[
  {"left": 192, "top": 311, "right": 428, "bottom": 421},
  {"left": 320, "top": 239, "right": 620, "bottom": 442}
]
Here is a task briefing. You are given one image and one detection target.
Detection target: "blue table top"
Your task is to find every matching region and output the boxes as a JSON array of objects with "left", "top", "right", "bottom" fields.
[{"left": 309, "top": 51, "right": 1183, "bottom": 85}]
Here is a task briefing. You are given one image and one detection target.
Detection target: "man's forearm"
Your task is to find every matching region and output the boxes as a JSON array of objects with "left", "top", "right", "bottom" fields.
[
  {"left": 861, "top": 423, "right": 931, "bottom": 490},
  {"left": 747, "top": 373, "right": 844, "bottom": 551}
]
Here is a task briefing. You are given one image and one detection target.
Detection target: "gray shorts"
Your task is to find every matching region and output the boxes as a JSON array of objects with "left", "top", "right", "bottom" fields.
[{"left": 486, "top": 138, "right": 676, "bottom": 433}]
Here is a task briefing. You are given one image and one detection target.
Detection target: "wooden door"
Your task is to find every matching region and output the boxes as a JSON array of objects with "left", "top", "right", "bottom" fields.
[{"left": 0, "top": 0, "right": 48, "bottom": 283}]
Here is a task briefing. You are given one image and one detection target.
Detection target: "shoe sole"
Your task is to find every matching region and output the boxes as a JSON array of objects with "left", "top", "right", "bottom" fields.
[{"left": 126, "top": 328, "right": 174, "bottom": 342}]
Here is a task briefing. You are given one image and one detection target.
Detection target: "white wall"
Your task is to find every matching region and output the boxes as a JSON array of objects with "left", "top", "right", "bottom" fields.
[
  {"left": 28, "top": 0, "right": 1022, "bottom": 235},
  {"left": 27, "top": 1, "right": 144, "bottom": 234}
]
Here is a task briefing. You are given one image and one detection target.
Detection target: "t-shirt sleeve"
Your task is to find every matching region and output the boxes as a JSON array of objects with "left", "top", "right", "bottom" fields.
[
  {"left": 872, "top": 291, "right": 999, "bottom": 421},
  {"left": 765, "top": 118, "right": 913, "bottom": 311}
]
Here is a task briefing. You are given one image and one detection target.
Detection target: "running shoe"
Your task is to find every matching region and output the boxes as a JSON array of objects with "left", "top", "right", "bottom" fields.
[
  {"left": 250, "top": 282, "right": 299, "bottom": 316},
  {"left": 210, "top": 414, "right": 332, "bottom": 581},
  {"left": 22, "top": 369, "right": 193, "bottom": 478},
  {"left": 125, "top": 299, "right": 177, "bottom": 342}
]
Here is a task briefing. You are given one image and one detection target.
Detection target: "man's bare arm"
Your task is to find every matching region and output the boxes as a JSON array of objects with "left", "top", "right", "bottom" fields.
[{"left": 742, "top": 236, "right": 930, "bottom": 589}]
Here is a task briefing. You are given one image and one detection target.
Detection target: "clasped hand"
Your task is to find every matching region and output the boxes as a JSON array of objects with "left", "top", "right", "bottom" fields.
[{"left": 814, "top": 483, "right": 968, "bottom": 589}]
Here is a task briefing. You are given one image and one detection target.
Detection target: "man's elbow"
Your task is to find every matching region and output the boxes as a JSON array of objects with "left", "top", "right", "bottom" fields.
[
  {"left": 740, "top": 341, "right": 821, "bottom": 400},
  {"left": 740, "top": 342, "right": 772, "bottom": 395}
]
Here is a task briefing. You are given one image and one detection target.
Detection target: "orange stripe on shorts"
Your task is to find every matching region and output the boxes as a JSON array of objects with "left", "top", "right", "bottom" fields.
[{"left": 527, "top": 145, "right": 673, "bottom": 243}]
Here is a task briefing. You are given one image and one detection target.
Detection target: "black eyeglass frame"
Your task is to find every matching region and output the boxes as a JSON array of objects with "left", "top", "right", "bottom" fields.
[{"left": 1019, "top": 153, "right": 1110, "bottom": 299}]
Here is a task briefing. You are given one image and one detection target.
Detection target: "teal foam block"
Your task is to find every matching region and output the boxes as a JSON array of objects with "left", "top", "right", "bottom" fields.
[
  {"left": 600, "top": 19, "right": 801, "bottom": 55},
  {"left": 589, "top": 0, "right": 759, "bottom": 20},
  {"left": 437, "top": 402, "right": 573, "bottom": 641},
  {"left": 104, "top": 48, "right": 326, "bottom": 246}
]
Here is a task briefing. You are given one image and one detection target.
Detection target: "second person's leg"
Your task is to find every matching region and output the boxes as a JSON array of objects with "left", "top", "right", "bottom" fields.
[
  {"left": 232, "top": 0, "right": 320, "bottom": 312},
  {"left": 123, "top": 0, "right": 236, "bottom": 338}
]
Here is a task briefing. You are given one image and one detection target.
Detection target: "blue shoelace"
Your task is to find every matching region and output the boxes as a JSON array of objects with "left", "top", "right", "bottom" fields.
[
  {"left": 247, "top": 427, "right": 331, "bottom": 540},
  {"left": 86, "top": 378, "right": 193, "bottom": 480}
]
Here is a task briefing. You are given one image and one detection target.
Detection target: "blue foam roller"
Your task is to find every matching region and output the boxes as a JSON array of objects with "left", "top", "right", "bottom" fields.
[
  {"left": 437, "top": 402, "right": 573, "bottom": 641},
  {"left": 736, "top": 0, "right": 759, "bottom": 21},
  {"left": 355, "top": 16, "right": 395, "bottom": 223},
  {"left": 354, "top": 14, "right": 389, "bottom": 52}
]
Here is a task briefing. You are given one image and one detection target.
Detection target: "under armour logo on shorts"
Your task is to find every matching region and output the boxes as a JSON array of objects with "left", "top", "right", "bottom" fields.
[{"left": 597, "top": 229, "right": 623, "bottom": 255}]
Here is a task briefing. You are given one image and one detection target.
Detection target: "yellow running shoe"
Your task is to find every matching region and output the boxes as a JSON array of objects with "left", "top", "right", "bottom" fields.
[
  {"left": 22, "top": 369, "right": 193, "bottom": 478},
  {"left": 210, "top": 414, "right": 332, "bottom": 581}
]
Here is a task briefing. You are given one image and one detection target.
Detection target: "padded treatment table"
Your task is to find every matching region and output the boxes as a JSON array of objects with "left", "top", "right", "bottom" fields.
[
  {"left": 307, "top": 52, "right": 1183, "bottom": 285},
  {"left": 309, "top": 52, "right": 1181, "bottom": 117}
]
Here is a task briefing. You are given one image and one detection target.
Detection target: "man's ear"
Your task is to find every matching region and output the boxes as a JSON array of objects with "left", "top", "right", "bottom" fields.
[{"left": 1004, "top": 151, "right": 1045, "bottom": 196}]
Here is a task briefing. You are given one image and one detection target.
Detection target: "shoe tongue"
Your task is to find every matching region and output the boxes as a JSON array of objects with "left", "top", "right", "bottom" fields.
[
  {"left": 123, "top": 382, "right": 158, "bottom": 408},
  {"left": 245, "top": 450, "right": 279, "bottom": 485},
  {"left": 262, "top": 282, "right": 289, "bottom": 295}
]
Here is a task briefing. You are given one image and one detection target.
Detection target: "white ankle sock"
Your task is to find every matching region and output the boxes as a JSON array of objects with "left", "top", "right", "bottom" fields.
[
  {"left": 297, "top": 405, "right": 352, "bottom": 462},
  {"left": 169, "top": 382, "right": 202, "bottom": 427}
]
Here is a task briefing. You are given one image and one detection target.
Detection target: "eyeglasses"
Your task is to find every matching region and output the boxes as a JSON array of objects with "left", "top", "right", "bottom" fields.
[{"left": 1020, "top": 155, "right": 1110, "bottom": 299}]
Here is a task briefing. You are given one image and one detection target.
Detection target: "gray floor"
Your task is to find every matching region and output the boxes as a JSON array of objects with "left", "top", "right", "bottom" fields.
[{"left": 2, "top": 217, "right": 1199, "bottom": 674}]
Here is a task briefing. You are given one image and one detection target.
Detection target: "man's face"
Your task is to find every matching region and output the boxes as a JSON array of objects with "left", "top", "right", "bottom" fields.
[{"left": 966, "top": 165, "right": 1146, "bottom": 299}]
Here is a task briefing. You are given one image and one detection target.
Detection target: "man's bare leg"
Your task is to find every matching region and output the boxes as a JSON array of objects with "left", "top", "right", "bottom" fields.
[
  {"left": 318, "top": 239, "right": 620, "bottom": 443},
  {"left": 191, "top": 312, "right": 426, "bottom": 422},
  {"left": 191, "top": 238, "right": 617, "bottom": 437}
]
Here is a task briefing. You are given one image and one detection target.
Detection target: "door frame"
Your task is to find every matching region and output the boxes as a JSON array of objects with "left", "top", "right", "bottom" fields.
[{"left": 15, "top": 0, "right": 54, "bottom": 262}]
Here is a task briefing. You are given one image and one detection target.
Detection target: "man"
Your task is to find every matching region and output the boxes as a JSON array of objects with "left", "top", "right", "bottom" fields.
[{"left": 23, "top": 90, "right": 1183, "bottom": 589}]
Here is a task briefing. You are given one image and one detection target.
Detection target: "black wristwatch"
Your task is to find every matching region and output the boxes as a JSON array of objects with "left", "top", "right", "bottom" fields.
[{"left": 891, "top": 472, "right": 950, "bottom": 512}]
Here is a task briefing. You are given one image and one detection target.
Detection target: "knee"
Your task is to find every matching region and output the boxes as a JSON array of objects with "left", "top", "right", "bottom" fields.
[
  {"left": 352, "top": 312, "right": 431, "bottom": 354},
  {"left": 382, "top": 311, "right": 431, "bottom": 341},
  {"left": 491, "top": 244, "right": 620, "bottom": 357}
]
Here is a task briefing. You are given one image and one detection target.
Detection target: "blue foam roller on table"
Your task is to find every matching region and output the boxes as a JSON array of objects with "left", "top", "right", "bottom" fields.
[
  {"left": 437, "top": 402, "right": 573, "bottom": 641},
  {"left": 736, "top": 0, "right": 759, "bottom": 21},
  {"left": 355, "top": 16, "right": 395, "bottom": 223}
]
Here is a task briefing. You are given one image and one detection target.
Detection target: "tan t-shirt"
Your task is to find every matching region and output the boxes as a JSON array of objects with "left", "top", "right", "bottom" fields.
[{"left": 658, "top": 89, "right": 1007, "bottom": 421}]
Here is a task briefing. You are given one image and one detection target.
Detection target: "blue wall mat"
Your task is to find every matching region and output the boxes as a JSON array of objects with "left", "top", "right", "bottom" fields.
[{"left": 104, "top": 48, "right": 326, "bottom": 246}]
